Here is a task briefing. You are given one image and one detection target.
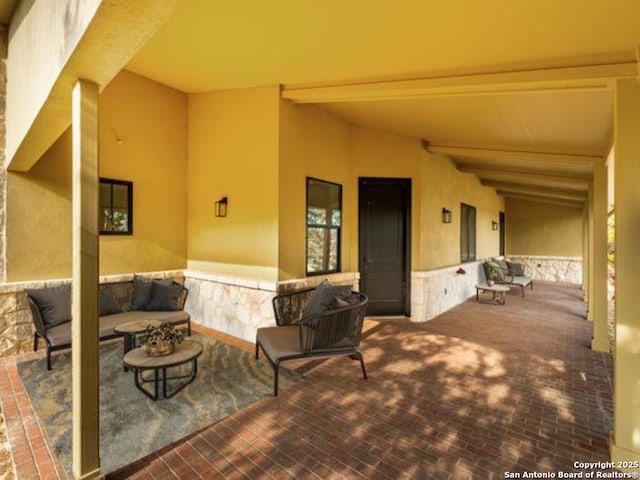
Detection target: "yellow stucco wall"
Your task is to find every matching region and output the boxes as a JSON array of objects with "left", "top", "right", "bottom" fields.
[
  {"left": 187, "top": 86, "right": 280, "bottom": 280},
  {"left": 8, "top": 79, "right": 504, "bottom": 282},
  {"left": 278, "top": 102, "right": 351, "bottom": 280},
  {"left": 421, "top": 152, "right": 505, "bottom": 269},
  {"left": 99, "top": 70, "right": 188, "bottom": 275},
  {"left": 278, "top": 102, "right": 498, "bottom": 280},
  {"left": 5, "top": 70, "right": 188, "bottom": 281},
  {"left": 6, "top": 134, "right": 73, "bottom": 280},
  {"left": 278, "top": 103, "right": 425, "bottom": 280},
  {"left": 350, "top": 126, "right": 423, "bottom": 270},
  {"left": 506, "top": 198, "right": 583, "bottom": 257}
]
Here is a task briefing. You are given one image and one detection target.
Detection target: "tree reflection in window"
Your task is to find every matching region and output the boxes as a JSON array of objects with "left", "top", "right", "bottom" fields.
[
  {"left": 100, "top": 178, "right": 133, "bottom": 235},
  {"left": 306, "top": 178, "right": 342, "bottom": 275}
]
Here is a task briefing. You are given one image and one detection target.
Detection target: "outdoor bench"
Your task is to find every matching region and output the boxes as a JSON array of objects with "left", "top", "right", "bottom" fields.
[
  {"left": 483, "top": 257, "right": 534, "bottom": 298},
  {"left": 27, "top": 277, "right": 190, "bottom": 370}
]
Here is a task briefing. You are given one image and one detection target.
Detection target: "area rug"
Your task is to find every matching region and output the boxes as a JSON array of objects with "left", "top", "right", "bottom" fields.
[{"left": 17, "top": 335, "right": 298, "bottom": 475}]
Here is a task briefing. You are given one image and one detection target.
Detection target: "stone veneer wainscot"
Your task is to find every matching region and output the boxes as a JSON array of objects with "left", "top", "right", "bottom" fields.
[
  {"left": 183, "top": 271, "right": 359, "bottom": 343},
  {"left": 507, "top": 255, "right": 582, "bottom": 284},
  {"left": 411, "top": 261, "right": 486, "bottom": 322}
]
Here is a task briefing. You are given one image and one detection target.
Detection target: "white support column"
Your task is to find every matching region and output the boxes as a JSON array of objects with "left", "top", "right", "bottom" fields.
[
  {"left": 611, "top": 78, "right": 640, "bottom": 466},
  {"left": 591, "top": 161, "right": 608, "bottom": 352},
  {"left": 71, "top": 79, "right": 102, "bottom": 480},
  {"left": 587, "top": 185, "right": 594, "bottom": 321},
  {"left": 582, "top": 207, "right": 589, "bottom": 301}
]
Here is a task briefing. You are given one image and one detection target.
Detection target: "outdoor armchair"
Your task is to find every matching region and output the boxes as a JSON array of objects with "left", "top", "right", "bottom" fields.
[{"left": 256, "top": 287, "right": 368, "bottom": 396}]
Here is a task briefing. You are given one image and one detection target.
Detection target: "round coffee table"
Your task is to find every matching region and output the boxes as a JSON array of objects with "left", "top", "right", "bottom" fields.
[
  {"left": 475, "top": 283, "right": 510, "bottom": 305},
  {"left": 123, "top": 340, "right": 203, "bottom": 400}
]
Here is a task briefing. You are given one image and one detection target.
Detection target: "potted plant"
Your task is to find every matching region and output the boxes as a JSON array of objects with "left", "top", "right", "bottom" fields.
[{"left": 141, "top": 324, "right": 183, "bottom": 356}]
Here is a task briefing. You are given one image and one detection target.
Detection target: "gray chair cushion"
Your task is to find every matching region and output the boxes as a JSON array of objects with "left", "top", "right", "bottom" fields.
[
  {"left": 45, "top": 322, "right": 71, "bottom": 347},
  {"left": 494, "top": 259, "right": 509, "bottom": 270},
  {"left": 334, "top": 292, "right": 361, "bottom": 308},
  {"left": 507, "top": 261, "right": 525, "bottom": 276},
  {"left": 256, "top": 326, "right": 302, "bottom": 361},
  {"left": 303, "top": 280, "right": 352, "bottom": 317},
  {"left": 511, "top": 276, "right": 533, "bottom": 287},
  {"left": 485, "top": 261, "right": 510, "bottom": 283},
  {"left": 27, "top": 285, "right": 71, "bottom": 328},
  {"left": 131, "top": 276, "right": 173, "bottom": 310},
  {"left": 130, "top": 275, "right": 153, "bottom": 310},
  {"left": 99, "top": 288, "right": 122, "bottom": 316},
  {"left": 145, "top": 281, "right": 182, "bottom": 311}
]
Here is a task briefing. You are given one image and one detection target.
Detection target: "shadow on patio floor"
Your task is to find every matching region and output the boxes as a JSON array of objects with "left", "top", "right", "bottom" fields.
[{"left": 107, "top": 282, "right": 612, "bottom": 479}]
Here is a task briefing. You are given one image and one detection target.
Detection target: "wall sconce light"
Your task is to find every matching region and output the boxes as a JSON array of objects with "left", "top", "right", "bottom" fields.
[
  {"left": 492, "top": 220, "right": 499, "bottom": 230},
  {"left": 215, "top": 196, "right": 228, "bottom": 217},
  {"left": 442, "top": 208, "right": 452, "bottom": 224}
]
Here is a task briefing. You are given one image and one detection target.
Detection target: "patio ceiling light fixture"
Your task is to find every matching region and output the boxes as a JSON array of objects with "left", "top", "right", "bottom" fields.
[
  {"left": 492, "top": 220, "right": 499, "bottom": 230},
  {"left": 215, "top": 196, "right": 228, "bottom": 217},
  {"left": 442, "top": 208, "right": 452, "bottom": 224}
]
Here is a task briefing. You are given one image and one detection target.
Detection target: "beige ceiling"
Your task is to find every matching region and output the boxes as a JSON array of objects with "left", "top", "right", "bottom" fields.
[{"left": 126, "top": 0, "right": 640, "bottom": 206}]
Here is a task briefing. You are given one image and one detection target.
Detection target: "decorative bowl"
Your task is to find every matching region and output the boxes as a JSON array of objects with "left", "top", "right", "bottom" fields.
[{"left": 145, "top": 343, "right": 175, "bottom": 357}]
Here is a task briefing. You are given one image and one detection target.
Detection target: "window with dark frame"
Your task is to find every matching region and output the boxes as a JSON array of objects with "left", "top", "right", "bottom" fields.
[
  {"left": 306, "top": 177, "right": 342, "bottom": 275},
  {"left": 460, "top": 203, "right": 476, "bottom": 262},
  {"left": 99, "top": 178, "right": 133, "bottom": 235}
]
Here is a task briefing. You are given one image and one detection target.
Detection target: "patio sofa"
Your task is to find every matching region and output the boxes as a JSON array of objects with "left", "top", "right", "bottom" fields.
[
  {"left": 27, "top": 276, "right": 190, "bottom": 370},
  {"left": 483, "top": 257, "right": 533, "bottom": 298},
  {"left": 256, "top": 280, "right": 368, "bottom": 396}
]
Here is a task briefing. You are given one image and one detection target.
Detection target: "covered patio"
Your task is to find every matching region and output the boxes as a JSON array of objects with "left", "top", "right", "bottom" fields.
[
  {"left": 1, "top": 282, "right": 613, "bottom": 478},
  {"left": 1, "top": 1, "right": 639, "bottom": 478}
]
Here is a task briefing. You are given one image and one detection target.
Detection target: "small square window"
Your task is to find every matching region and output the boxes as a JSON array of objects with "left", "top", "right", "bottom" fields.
[{"left": 100, "top": 178, "right": 133, "bottom": 235}]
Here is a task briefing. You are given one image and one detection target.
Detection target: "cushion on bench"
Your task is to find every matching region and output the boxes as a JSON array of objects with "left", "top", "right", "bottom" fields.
[
  {"left": 510, "top": 276, "right": 532, "bottom": 287},
  {"left": 27, "top": 285, "right": 71, "bottom": 328},
  {"left": 98, "top": 310, "right": 190, "bottom": 337},
  {"left": 507, "top": 261, "right": 525, "bottom": 276},
  {"left": 40, "top": 311, "right": 190, "bottom": 347},
  {"left": 100, "top": 288, "right": 122, "bottom": 316},
  {"left": 45, "top": 322, "right": 72, "bottom": 347},
  {"left": 145, "top": 281, "right": 182, "bottom": 311}
]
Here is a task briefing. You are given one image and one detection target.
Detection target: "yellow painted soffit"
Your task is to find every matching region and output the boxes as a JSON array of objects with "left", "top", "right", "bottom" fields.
[{"left": 7, "top": 0, "right": 180, "bottom": 172}]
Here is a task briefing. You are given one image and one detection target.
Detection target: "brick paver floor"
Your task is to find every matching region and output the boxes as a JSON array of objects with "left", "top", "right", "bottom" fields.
[{"left": 1, "top": 282, "right": 613, "bottom": 479}]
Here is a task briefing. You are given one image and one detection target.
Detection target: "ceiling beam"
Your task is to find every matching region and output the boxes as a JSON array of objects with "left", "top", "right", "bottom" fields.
[
  {"left": 457, "top": 164, "right": 591, "bottom": 190},
  {"left": 282, "top": 62, "right": 636, "bottom": 103},
  {"left": 428, "top": 144, "right": 602, "bottom": 166},
  {"left": 500, "top": 193, "right": 585, "bottom": 209},
  {"left": 489, "top": 182, "right": 587, "bottom": 201}
]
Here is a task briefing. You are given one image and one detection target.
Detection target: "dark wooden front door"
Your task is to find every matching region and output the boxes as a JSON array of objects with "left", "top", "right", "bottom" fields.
[
  {"left": 499, "top": 211, "right": 506, "bottom": 256},
  {"left": 358, "top": 178, "right": 411, "bottom": 316}
]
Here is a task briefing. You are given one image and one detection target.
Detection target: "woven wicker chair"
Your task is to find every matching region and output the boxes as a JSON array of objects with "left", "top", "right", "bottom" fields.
[{"left": 256, "top": 287, "right": 368, "bottom": 396}]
